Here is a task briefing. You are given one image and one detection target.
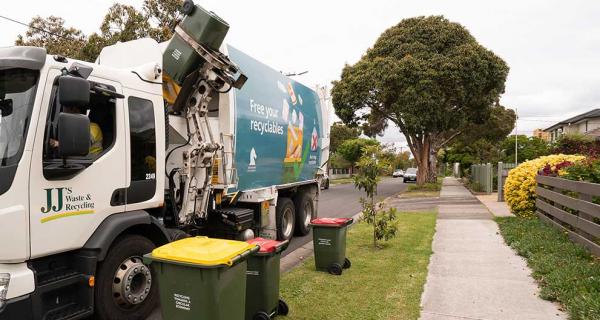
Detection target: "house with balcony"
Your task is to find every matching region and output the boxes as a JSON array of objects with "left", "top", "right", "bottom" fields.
[{"left": 544, "top": 109, "right": 600, "bottom": 142}]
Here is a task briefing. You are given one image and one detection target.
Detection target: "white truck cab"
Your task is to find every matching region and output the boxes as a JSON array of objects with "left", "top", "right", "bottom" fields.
[{"left": 0, "top": 45, "right": 172, "bottom": 319}]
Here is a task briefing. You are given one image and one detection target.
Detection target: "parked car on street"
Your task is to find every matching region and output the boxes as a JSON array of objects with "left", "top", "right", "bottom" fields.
[
  {"left": 403, "top": 168, "right": 418, "bottom": 183},
  {"left": 392, "top": 169, "right": 404, "bottom": 178}
]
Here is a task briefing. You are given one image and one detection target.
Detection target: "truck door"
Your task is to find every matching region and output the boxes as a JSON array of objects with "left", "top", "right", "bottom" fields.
[
  {"left": 120, "top": 90, "right": 164, "bottom": 212},
  {"left": 29, "top": 73, "right": 127, "bottom": 258}
]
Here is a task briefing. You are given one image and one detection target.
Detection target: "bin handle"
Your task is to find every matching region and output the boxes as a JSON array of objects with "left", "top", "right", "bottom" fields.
[
  {"left": 275, "top": 240, "right": 290, "bottom": 253},
  {"left": 230, "top": 245, "right": 260, "bottom": 266}
]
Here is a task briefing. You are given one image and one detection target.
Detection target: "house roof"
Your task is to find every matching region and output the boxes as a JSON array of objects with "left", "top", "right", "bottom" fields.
[{"left": 544, "top": 108, "right": 600, "bottom": 131}]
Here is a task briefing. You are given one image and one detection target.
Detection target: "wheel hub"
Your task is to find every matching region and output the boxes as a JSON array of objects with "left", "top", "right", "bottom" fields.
[
  {"left": 112, "top": 256, "right": 152, "bottom": 307},
  {"left": 303, "top": 200, "right": 313, "bottom": 227},
  {"left": 283, "top": 207, "right": 293, "bottom": 238}
]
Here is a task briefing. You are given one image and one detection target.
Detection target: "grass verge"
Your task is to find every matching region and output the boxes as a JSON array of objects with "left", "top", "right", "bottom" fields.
[
  {"left": 496, "top": 217, "right": 600, "bottom": 320},
  {"left": 398, "top": 191, "right": 439, "bottom": 198},
  {"left": 406, "top": 182, "right": 441, "bottom": 192},
  {"left": 398, "top": 181, "right": 441, "bottom": 198},
  {"left": 280, "top": 212, "right": 437, "bottom": 320}
]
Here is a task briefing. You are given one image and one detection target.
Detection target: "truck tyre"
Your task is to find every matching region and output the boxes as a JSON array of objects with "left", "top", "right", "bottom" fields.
[
  {"left": 94, "top": 235, "right": 158, "bottom": 320},
  {"left": 276, "top": 197, "right": 295, "bottom": 241},
  {"left": 293, "top": 192, "right": 314, "bottom": 236}
]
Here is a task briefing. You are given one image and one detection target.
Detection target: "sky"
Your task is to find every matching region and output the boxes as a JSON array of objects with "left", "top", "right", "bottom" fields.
[{"left": 2, "top": 0, "right": 600, "bottom": 150}]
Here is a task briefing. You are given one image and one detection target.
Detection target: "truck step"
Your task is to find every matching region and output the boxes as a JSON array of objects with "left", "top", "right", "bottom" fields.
[
  {"left": 44, "top": 302, "right": 92, "bottom": 320},
  {"left": 37, "top": 273, "right": 87, "bottom": 293},
  {"left": 37, "top": 268, "right": 80, "bottom": 287},
  {"left": 28, "top": 253, "right": 96, "bottom": 320}
]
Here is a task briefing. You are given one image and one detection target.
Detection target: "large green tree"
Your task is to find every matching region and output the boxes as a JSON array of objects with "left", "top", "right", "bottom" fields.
[
  {"left": 501, "top": 135, "right": 550, "bottom": 163},
  {"left": 144, "top": 0, "right": 184, "bottom": 42},
  {"left": 452, "top": 104, "right": 516, "bottom": 146},
  {"left": 331, "top": 16, "right": 509, "bottom": 184},
  {"left": 394, "top": 151, "right": 414, "bottom": 170},
  {"left": 15, "top": 16, "right": 88, "bottom": 60},
  {"left": 443, "top": 104, "right": 516, "bottom": 169},
  {"left": 330, "top": 122, "right": 361, "bottom": 153},
  {"left": 16, "top": 0, "right": 183, "bottom": 62},
  {"left": 337, "top": 138, "right": 379, "bottom": 166}
]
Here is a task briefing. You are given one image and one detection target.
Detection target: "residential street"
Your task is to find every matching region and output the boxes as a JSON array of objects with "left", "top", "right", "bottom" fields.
[{"left": 283, "top": 177, "right": 408, "bottom": 256}]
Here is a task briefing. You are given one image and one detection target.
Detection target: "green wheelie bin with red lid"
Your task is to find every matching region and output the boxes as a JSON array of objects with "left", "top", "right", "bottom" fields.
[
  {"left": 245, "top": 238, "right": 289, "bottom": 320},
  {"left": 310, "top": 218, "right": 353, "bottom": 275}
]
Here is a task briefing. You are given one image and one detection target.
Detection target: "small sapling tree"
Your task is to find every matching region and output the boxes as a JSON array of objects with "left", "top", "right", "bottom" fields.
[{"left": 353, "top": 145, "right": 398, "bottom": 248}]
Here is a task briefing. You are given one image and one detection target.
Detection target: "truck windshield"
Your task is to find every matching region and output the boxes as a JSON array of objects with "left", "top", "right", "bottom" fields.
[{"left": 0, "top": 68, "right": 39, "bottom": 167}]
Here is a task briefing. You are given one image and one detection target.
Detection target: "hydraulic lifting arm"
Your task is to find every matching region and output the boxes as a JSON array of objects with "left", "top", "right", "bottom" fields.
[{"left": 165, "top": 25, "right": 247, "bottom": 225}]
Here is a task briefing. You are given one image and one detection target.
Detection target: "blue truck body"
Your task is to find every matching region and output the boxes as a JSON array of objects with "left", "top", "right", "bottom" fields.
[{"left": 227, "top": 45, "right": 324, "bottom": 191}]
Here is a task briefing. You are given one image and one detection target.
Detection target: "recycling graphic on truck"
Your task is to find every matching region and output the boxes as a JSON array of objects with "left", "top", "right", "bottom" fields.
[{"left": 228, "top": 45, "right": 323, "bottom": 192}]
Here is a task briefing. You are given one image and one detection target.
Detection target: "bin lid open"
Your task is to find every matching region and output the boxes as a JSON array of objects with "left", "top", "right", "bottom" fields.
[
  {"left": 151, "top": 236, "right": 257, "bottom": 266},
  {"left": 247, "top": 237, "right": 285, "bottom": 253},
  {"left": 310, "top": 217, "right": 353, "bottom": 227}
]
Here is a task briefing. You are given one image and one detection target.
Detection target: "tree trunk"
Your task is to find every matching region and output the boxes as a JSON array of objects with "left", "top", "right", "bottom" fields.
[
  {"left": 427, "top": 149, "right": 438, "bottom": 183},
  {"left": 371, "top": 195, "right": 377, "bottom": 248},
  {"left": 416, "top": 137, "right": 430, "bottom": 185}
]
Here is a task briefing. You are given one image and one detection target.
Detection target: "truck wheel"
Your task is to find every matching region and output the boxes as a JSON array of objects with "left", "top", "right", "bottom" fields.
[
  {"left": 94, "top": 235, "right": 158, "bottom": 320},
  {"left": 276, "top": 198, "right": 295, "bottom": 241},
  {"left": 293, "top": 192, "right": 314, "bottom": 236}
]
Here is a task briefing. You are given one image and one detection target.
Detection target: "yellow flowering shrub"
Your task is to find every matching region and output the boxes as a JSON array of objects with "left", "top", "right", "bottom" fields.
[{"left": 504, "top": 154, "right": 585, "bottom": 217}]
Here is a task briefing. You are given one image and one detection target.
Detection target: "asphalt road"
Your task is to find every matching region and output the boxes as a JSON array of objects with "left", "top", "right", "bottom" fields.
[{"left": 283, "top": 177, "right": 409, "bottom": 256}]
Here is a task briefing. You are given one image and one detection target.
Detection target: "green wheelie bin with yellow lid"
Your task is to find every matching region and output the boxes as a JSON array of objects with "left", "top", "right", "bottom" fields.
[{"left": 144, "top": 236, "right": 258, "bottom": 320}]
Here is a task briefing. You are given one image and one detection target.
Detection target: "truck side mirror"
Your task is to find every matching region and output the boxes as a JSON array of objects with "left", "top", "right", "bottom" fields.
[
  {"left": 57, "top": 112, "right": 90, "bottom": 157},
  {"left": 59, "top": 76, "right": 90, "bottom": 108}
]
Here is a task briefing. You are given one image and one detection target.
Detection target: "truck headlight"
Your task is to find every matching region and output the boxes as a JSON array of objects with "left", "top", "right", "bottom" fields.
[{"left": 0, "top": 273, "right": 9, "bottom": 310}]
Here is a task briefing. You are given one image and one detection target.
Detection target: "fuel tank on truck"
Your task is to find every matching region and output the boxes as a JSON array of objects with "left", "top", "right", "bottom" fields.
[{"left": 226, "top": 45, "right": 324, "bottom": 192}]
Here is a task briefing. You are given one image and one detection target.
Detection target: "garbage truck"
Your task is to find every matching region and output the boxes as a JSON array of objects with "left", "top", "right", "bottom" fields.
[{"left": 0, "top": 2, "right": 328, "bottom": 319}]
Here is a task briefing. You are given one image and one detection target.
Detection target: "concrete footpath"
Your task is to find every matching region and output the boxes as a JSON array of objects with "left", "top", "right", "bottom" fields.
[{"left": 420, "top": 178, "right": 566, "bottom": 320}]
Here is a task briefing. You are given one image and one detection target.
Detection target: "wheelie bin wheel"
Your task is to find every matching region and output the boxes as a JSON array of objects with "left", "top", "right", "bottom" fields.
[
  {"left": 343, "top": 258, "right": 351, "bottom": 269},
  {"left": 253, "top": 311, "right": 270, "bottom": 320},
  {"left": 278, "top": 299, "right": 289, "bottom": 316},
  {"left": 327, "top": 263, "right": 343, "bottom": 275}
]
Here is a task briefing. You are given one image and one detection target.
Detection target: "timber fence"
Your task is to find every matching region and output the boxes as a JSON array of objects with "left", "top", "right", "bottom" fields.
[{"left": 536, "top": 175, "right": 600, "bottom": 256}]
